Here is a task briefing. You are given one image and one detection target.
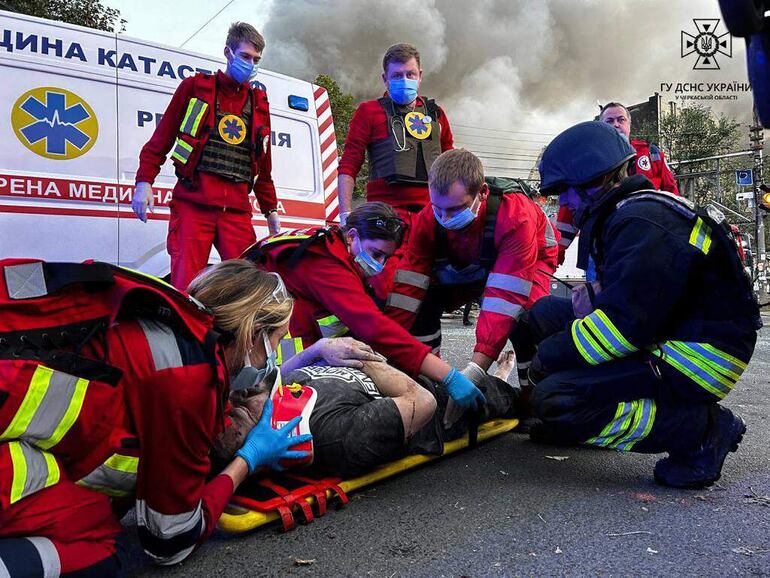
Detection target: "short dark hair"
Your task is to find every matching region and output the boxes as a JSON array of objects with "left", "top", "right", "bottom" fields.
[
  {"left": 226, "top": 22, "right": 265, "bottom": 52},
  {"left": 599, "top": 102, "right": 631, "bottom": 120},
  {"left": 429, "top": 149, "right": 485, "bottom": 197},
  {"left": 382, "top": 43, "right": 421, "bottom": 72},
  {"left": 343, "top": 202, "right": 405, "bottom": 247}
]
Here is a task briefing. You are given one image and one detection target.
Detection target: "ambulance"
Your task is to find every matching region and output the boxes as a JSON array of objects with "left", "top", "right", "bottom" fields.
[{"left": 0, "top": 10, "right": 340, "bottom": 277}]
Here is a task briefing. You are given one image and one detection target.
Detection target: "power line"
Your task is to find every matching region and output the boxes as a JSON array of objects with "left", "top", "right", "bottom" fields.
[
  {"left": 180, "top": 0, "right": 238, "bottom": 48},
  {"left": 452, "top": 132, "right": 551, "bottom": 144},
  {"left": 455, "top": 143, "right": 545, "bottom": 155},
  {"left": 453, "top": 124, "right": 556, "bottom": 138}
]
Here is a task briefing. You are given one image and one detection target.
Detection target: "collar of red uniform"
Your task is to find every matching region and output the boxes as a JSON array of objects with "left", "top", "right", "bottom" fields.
[{"left": 217, "top": 69, "right": 247, "bottom": 93}]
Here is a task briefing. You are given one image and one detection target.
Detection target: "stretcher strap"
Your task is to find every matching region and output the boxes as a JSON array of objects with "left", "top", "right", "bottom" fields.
[{"left": 231, "top": 473, "right": 349, "bottom": 532}]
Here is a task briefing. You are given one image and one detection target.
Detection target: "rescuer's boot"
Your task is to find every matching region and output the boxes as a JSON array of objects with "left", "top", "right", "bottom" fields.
[{"left": 654, "top": 405, "right": 746, "bottom": 489}]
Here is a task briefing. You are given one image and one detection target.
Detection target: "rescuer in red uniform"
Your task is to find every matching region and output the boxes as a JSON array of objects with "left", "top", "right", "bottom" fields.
[
  {"left": 385, "top": 149, "right": 559, "bottom": 392},
  {"left": 0, "top": 260, "right": 311, "bottom": 576},
  {"left": 246, "top": 201, "right": 486, "bottom": 410},
  {"left": 337, "top": 43, "right": 454, "bottom": 296},
  {"left": 554, "top": 101, "right": 679, "bottom": 263},
  {"left": 133, "top": 22, "right": 281, "bottom": 290}
]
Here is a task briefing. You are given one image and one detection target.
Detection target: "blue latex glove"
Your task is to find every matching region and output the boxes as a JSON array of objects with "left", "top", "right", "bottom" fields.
[
  {"left": 235, "top": 399, "right": 313, "bottom": 473},
  {"left": 443, "top": 367, "right": 487, "bottom": 410}
]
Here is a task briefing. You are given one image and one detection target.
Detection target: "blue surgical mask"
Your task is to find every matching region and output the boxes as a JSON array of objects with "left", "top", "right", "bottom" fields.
[
  {"left": 227, "top": 49, "right": 259, "bottom": 85},
  {"left": 433, "top": 196, "right": 481, "bottom": 230},
  {"left": 355, "top": 247, "right": 384, "bottom": 277},
  {"left": 388, "top": 77, "right": 418, "bottom": 105},
  {"left": 230, "top": 331, "right": 277, "bottom": 392}
]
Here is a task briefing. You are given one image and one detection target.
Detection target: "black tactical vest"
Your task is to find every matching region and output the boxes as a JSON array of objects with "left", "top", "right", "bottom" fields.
[
  {"left": 367, "top": 97, "right": 443, "bottom": 186},
  {"left": 198, "top": 88, "right": 253, "bottom": 183}
]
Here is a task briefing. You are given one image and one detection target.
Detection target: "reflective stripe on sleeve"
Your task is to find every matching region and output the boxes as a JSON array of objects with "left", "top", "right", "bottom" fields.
[
  {"left": 171, "top": 138, "right": 194, "bottom": 164},
  {"left": 544, "top": 220, "right": 558, "bottom": 248},
  {"left": 485, "top": 273, "right": 532, "bottom": 297},
  {"left": 1, "top": 366, "right": 89, "bottom": 450},
  {"left": 480, "top": 297, "right": 523, "bottom": 319},
  {"left": 179, "top": 98, "right": 208, "bottom": 137},
  {"left": 139, "top": 319, "right": 184, "bottom": 371},
  {"left": 317, "top": 314, "right": 350, "bottom": 338},
  {"left": 571, "top": 309, "right": 637, "bottom": 365},
  {"left": 77, "top": 453, "right": 139, "bottom": 497},
  {"left": 386, "top": 293, "right": 421, "bottom": 313},
  {"left": 8, "top": 441, "right": 60, "bottom": 504},
  {"left": 394, "top": 269, "right": 431, "bottom": 290}
]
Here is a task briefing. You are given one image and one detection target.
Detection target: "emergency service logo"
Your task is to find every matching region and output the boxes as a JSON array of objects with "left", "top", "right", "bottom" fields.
[
  {"left": 405, "top": 111, "right": 432, "bottom": 140},
  {"left": 681, "top": 19, "right": 732, "bottom": 70},
  {"left": 11, "top": 87, "right": 98, "bottom": 160},
  {"left": 219, "top": 114, "right": 247, "bottom": 145}
]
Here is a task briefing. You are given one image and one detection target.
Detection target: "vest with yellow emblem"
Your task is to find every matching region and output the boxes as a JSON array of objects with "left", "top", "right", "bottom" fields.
[
  {"left": 170, "top": 73, "right": 269, "bottom": 187},
  {"left": 368, "top": 97, "right": 443, "bottom": 186}
]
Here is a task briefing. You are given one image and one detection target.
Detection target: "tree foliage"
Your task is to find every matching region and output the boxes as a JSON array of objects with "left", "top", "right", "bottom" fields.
[
  {"left": 314, "top": 74, "right": 368, "bottom": 199},
  {"left": 4, "top": 0, "right": 125, "bottom": 32},
  {"left": 659, "top": 105, "right": 742, "bottom": 162}
]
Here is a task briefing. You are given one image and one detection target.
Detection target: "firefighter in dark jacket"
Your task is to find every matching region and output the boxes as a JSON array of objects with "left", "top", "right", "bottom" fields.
[{"left": 528, "top": 121, "right": 760, "bottom": 489}]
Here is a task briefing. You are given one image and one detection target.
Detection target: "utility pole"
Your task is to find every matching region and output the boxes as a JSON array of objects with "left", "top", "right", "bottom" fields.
[{"left": 749, "top": 108, "right": 766, "bottom": 298}]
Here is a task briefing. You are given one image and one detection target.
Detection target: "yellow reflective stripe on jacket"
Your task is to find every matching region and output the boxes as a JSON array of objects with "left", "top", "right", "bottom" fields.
[
  {"left": 0, "top": 366, "right": 89, "bottom": 450},
  {"left": 261, "top": 233, "right": 312, "bottom": 246},
  {"left": 317, "top": 314, "right": 350, "bottom": 338},
  {"left": 276, "top": 333, "right": 304, "bottom": 366},
  {"left": 171, "top": 137, "right": 194, "bottom": 164},
  {"left": 179, "top": 98, "right": 208, "bottom": 137},
  {"left": 8, "top": 441, "right": 60, "bottom": 504},
  {"left": 571, "top": 309, "right": 637, "bottom": 365},
  {"left": 77, "top": 453, "right": 139, "bottom": 498},
  {"left": 688, "top": 217, "right": 712, "bottom": 255}
]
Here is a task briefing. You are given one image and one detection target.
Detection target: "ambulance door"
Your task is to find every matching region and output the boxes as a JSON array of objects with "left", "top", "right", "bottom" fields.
[{"left": 0, "top": 11, "right": 120, "bottom": 262}]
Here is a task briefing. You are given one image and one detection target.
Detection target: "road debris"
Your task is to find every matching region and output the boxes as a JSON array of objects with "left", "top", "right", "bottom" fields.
[
  {"left": 647, "top": 548, "right": 659, "bottom": 554},
  {"left": 606, "top": 531, "right": 653, "bottom": 537},
  {"left": 731, "top": 546, "right": 770, "bottom": 556},
  {"left": 744, "top": 487, "right": 770, "bottom": 507},
  {"left": 545, "top": 455, "right": 570, "bottom": 461},
  {"left": 294, "top": 558, "right": 316, "bottom": 566}
]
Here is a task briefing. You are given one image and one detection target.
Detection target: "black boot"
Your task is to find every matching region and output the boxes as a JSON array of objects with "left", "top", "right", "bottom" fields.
[{"left": 654, "top": 405, "right": 746, "bottom": 489}]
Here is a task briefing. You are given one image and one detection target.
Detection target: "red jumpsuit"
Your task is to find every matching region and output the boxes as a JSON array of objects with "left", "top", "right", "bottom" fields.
[
  {"left": 338, "top": 96, "right": 454, "bottom": 298},
  {"left": 554, "top": 139, "right": 679, "bottom": 264},
  {"left": 137, "top": 71, "right": 278, "bottom": 290},
  {"left": 258, "top": 228, "right": 432, "bottom": 377},
  {"left": 0, "top": 319, "right": 233, "bottom": 575},
  {"left": 385, "top": 194, "right": 559, "bottom": 360}
]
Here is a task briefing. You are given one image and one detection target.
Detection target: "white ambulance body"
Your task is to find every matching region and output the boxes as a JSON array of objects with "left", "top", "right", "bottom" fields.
[{"left": 0, "top": 10, "right": 340, "bottom": 276}]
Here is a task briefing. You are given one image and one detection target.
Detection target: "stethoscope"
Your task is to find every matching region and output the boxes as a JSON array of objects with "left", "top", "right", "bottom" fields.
[{"left": 391, "top": 115, "right": 411, "bottom": 152}]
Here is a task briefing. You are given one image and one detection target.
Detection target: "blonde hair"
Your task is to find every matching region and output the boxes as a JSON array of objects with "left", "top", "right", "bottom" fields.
[{"left": 188, "top": 260, "right": 293, "bottom": 364}]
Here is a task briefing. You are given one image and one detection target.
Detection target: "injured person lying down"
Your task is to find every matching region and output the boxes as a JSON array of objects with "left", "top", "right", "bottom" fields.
[{"left": 213, "top": 350, "right": 520, "bottom": 479}]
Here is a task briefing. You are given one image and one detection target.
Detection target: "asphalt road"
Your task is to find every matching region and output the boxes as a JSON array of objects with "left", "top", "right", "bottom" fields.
[{"left": 129, "top": 310, "right": 770, "bottom": 578}]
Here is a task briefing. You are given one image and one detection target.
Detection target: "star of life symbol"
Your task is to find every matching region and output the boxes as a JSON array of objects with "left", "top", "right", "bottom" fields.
[
  {"left": 218, "top": 114, "right": 247, "bottom": 145},
  {"left": 405, "top": 111, "right": 432, "bottom": 140},
  {"left": 681, "top": 19, "right": 732, "bottom": 70},
  {"left": 19, "top": 91, "right": 91, "bottom": 155}
]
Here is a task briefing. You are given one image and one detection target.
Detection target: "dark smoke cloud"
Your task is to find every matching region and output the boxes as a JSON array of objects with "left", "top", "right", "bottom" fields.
[{"left": 262, "top": 0, "right": 753, "bottom": 166}]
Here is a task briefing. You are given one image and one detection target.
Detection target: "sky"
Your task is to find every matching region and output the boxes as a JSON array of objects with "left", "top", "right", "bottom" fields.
[{"left": 109, "top": 0, "right": 761, "bottom": 178}]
